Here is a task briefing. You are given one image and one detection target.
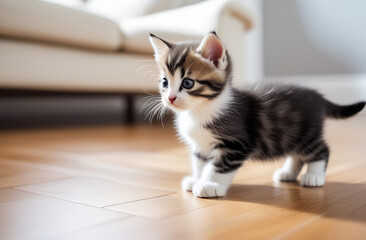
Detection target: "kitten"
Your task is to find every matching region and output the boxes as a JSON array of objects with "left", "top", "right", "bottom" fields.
[{"left": 148, "top": 32, "right": 365, "bottom": 198}]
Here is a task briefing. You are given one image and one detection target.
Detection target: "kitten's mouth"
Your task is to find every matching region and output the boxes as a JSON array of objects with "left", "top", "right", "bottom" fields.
[
  {"left": 168, "top": 102, "right": 183, "bottom": 111},
  {"left": 170, "top": 103, "right": 179, "bottom": 108}
]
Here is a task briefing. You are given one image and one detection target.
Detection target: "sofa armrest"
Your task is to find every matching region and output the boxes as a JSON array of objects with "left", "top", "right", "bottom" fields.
[{"left": 120, "top": 0, "right": 255, "bottom": 54}]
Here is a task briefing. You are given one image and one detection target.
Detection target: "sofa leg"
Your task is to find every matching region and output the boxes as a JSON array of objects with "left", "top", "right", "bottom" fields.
[{"left": 125, "top": 95, "right": 134, "bottom": 124}]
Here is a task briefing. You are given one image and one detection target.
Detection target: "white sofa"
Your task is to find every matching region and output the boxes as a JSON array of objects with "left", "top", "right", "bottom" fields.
[{"left": 0, "top": 0, "right": 254, "bottom": 120}]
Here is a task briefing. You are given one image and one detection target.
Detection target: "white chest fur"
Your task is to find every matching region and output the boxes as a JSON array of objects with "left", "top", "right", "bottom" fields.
[
  {"left": 176, "top": 112, "right": 217, "bottom": 156},
  {"left": 176, "top": 86, "right": 232, "bottom": 158}
]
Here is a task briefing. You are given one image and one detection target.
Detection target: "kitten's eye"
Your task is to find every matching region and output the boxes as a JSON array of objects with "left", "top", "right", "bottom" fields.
[
  {"left": 182, "top": 78, "right": 195, "bottom": 89},
  {"left": 162, "top": 78, "right": 169, "bottom": 89}
]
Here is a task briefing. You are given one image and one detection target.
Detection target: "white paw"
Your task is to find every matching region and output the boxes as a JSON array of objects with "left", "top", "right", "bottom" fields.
[
  {"left": 273, "top": 168, "right": 298, "bottom": 182},
  {"left": 300, "top": 173, "right": 325, "bottom": 187},
  {"left": 192, "top": 181, "right": 227, "bottom": 198},
  {"left": 181, "top": 176, "right": 198, "bottom": 192}
]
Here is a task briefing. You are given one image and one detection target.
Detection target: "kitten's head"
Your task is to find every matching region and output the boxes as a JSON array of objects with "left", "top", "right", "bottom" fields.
[{"left": 149, "top": 32, "right": 232, "bottom": 112}]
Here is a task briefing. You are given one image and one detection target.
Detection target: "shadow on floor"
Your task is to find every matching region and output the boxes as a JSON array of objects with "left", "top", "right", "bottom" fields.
[{"left": 223, "top": 181, "right": 366, "bottom": 223}]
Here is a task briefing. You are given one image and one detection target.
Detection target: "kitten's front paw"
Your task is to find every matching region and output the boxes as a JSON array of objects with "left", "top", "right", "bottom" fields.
[
  {"left": 273, "top": 168, "right": 298, "bottom": 182},
  {"left": 300, "top": 173, "right": 325, "bottom": 187},
  {"left": 192, "top": 181, "right": 227, "bottom": 198},
  {"left": 181, "top": 176, "right": 198, "bottom": 192}
]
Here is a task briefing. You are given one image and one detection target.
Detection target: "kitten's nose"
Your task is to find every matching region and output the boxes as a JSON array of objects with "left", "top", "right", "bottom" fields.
[{"left": 169, "top": 96, "right": 177, "bottom": 104}]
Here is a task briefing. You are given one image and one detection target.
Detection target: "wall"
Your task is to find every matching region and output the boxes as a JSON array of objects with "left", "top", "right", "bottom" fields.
[{"left": 263, "top": 0, "right": 366, "bottom": 76}]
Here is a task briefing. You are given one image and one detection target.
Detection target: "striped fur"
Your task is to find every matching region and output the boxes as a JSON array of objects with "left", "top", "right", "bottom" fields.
[{"left": 149, "top": 33, "right": 366, "bottom": 198}]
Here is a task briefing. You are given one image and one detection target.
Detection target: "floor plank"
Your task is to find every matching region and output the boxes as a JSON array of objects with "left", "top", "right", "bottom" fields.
[
  {"left": 17, "top": 176, "right": 174, "bottom": 207},
  {"left": 107, "top": 192, "right": 215, "bottom": 219},
  {"left": 277, "top": 217, "right": 366, "bottom": 240},
  {"left": 0, "top": 188, "right": 129, "bottom": 240},
  {"left": 50, "top": 217, "right": 159, "bottom": 240},
  {"left": 0, "top": 160, "right": 69, "bottom": 188}
]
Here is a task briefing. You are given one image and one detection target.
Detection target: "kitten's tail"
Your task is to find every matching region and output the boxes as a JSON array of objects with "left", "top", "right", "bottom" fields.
[{"left": 325, "top": 100, "right": 366, "bottom": 119}]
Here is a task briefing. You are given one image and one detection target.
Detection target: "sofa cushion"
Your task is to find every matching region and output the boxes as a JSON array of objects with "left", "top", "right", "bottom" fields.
[
  {"left": 0, "top": 0, "right": 123, "bottom": 51},
  {"left": 84, "top": 0, "right": 204, "bottom": 21},
  {"left": 0, "top": 39, "right": 159, "bottom": 93},
  {"left": 120, "top": 0, "right": 254, "bottom": 54}
]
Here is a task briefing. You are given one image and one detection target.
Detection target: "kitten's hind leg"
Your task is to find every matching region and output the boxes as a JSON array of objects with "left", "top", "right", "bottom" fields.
[
  {"left": 273, "top": 155, "right": 303, "bottom": 182},
  {"left": 300, "top": 144, "right": 329, "bottom": 187}
]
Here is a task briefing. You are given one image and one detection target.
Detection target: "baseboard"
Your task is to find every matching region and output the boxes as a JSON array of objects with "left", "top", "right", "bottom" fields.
[{"left": 264, "top": 74, "right": 366, "bottom": 114}]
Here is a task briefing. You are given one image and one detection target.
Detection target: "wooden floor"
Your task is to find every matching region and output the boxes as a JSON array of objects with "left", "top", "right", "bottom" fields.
[{"left": 0, "top": 116, "right": 365, "bottom": 240}]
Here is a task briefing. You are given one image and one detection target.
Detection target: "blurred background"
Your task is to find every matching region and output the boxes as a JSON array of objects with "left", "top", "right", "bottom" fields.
[{"left": 0, "top": 0, "right": 365, "bottom": 129}]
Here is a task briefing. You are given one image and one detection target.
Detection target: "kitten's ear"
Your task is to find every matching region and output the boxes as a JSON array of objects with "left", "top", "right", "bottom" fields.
[
  {"left": 149, "top": 33, "right": 172, "bottom": 61},
  {"left": 196, "top": 32, "right": 227, "bottom": 70}
]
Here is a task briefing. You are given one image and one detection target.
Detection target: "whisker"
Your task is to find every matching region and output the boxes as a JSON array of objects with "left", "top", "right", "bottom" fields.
[
  {"left": 138, "top": 59, "right": 155, "bottom": 63},
  {"left": 141, "top": 94, "right": 169, "bottom": 126},
  {"left": 137, "top": 64, "right": 156, "bottom": 73},
  {"left": 142, "top": 70, "right": 158, "bottom": 77},
  {"left": 141, "top": 98, "right": 161, "bottom": 113}
]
